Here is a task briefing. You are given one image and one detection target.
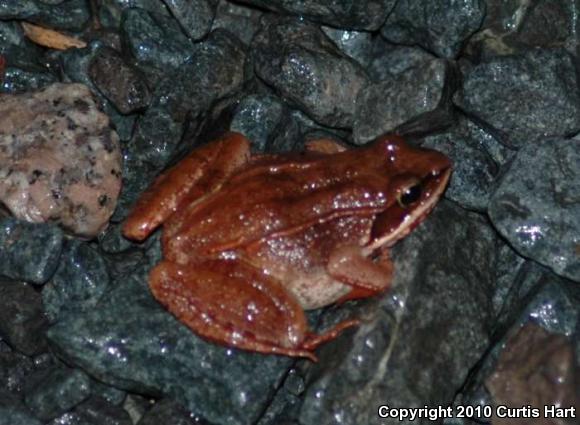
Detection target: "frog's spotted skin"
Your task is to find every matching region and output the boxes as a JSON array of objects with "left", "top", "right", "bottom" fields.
[{"left": 123, "top": 132, "right": 451, "bottom": 360}]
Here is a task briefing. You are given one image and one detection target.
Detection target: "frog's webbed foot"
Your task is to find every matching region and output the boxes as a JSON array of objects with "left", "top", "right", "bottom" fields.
[
  {"left": 149, "top": 259, "right": 358, "bottom": 361},
  {"left": 327, "top": 246, "right": 393, "bottom": 303},
  {"left": 123, "top": 132, "right": 250, "bottom": 241}
]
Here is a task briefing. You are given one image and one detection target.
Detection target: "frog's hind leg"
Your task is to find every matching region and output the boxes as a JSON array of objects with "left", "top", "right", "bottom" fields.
[
  {"left": 123, "top": 132, "right": 251, "bottom": 241},
  {"left": 149, "top": 259, "right": 358, "bottom": 361},
  {"left": 327, "top": 246, "right": 393, "bottom": 303}
]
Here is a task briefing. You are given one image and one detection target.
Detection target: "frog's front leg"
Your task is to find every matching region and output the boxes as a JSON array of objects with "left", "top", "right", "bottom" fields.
[
  {"left": 327, "top": 246, "right": 393, "bottom": 303},
  {"left": 123, "top": 132, "right": 250, "bottom": 241},
  {"left": 149, "top": 259, "right": 359, "bottom": 361}
]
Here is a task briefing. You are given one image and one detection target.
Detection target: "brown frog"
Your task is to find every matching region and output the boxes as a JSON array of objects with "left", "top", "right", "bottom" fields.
[{"left": 123, "top": 132, "right": 451, "bottom": 361}]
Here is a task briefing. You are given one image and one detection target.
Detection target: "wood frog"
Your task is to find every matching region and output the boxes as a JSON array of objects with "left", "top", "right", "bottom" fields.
[{"left": 123, "top": 132, "right": 451, "bottom": 361}]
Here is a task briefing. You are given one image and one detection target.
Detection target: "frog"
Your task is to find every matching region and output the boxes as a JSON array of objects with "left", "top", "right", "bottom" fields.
[{"left": 122, "top": 132, "right": 451, "bottom": 361}]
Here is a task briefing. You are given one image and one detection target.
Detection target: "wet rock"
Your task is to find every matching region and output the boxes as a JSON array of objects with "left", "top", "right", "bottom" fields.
[
  {"left": 89, "top": 46, "right": 151, "bottom": 115},
  {"left": 367, "top": 41, "right": 437, "bottom": 83},
  {"left": 0, "top": 83, "right": 123, "bottom": 238},
  {"left": 115, "top": 29, "right": 246, "bottom": 220},
  {"left": 472, "top": 0, "right": 579, "bottom": 57},
  {"left": 42, "top": 240, "right": 110, "bottom": 323},
  {"left": 489, "top": 137, "right": 580, "bottom": 282},
  {"left": 0, "top": 279, "right": 48, "bottom": 356},
  {"left": 161, "top": 0, "right": 216, "bottom": 41},
  {"left": 449, "top": 264, "right": 580, "bottom": 423},
  {"left": 138, "top": 398, "right": 202, "bottom": 425},
  {"left": 97, "top": 0, "right": 171, "bottom": 29},
  {"left": 297, "top": 201, "right": 496, "bottom": 425},
  {"left": 486, "top": 323, "right": 580, "bottom": 424},
  {"left": 0, "top": 0, "right": 91, "bottom": 31},
  {"left": 252, "top": 17, "right": 369, "bottom": 129},
  {"left": 58, "top": 42, "right": 138, "bottom": 143},
  {"left": 47, "top": 264, "right": 292, "bottom": 425},
  {"left": 0, "top": 342, "right": 35, "bottom": 393},
  {"left": 0, "top": 406, "right": 42, "bottom": 425},
  {"left": 354, "top": 57, "right": 454, "bottom": 143},
  {"left": 422, "top": 116, "right": 499, "bottom": 212},
  {"left": 212, "top": 0, "right": 262, "bottom": 46},
  {"left": 235, "top": 0, "right": 396, "bottom": 31},
  {"left": 321, "top": 26, "right": 373, "bottom": 67},
  {"left": 381, "top": 0, "right": 485, "bottom": 58},
  {"left": 23, "top": 365, "right": 91, "bottom": 421},
  {"left": 122, "top": 8, "right": 194, "bottom": 71},
  {"left": 49, "top": 396, "right": 133, "bottom": 425},
  {"left": 455, "top": 48, "right": 580, "bottom": 149},
  {"left": 0, "top": 218, "right": 63, "bottom": 285}
]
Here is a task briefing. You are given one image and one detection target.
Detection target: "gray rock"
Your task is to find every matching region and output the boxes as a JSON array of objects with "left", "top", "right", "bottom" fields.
[
  {"left": 0, "top": 342, "right": 35, "bottom": 393},
  {"left": 381, "top": 0, "right": 485, "bottom": 58},
  {"left": 489, "top": 137, "right": 580, "bottom": 282},
  {"left": 0, "top": 83, "right": 123, "bottom": 238},
  {"left": 47, "top": 265, "right": 293, "bottom": 425},
  {"left": 212, "top": 0, "right": 262, "bottom": 46},
  {"left": 0, "top": 406, "right": 42, "bottom": 425},
  {"left": 455, "top": 48, "right": 580, "bottom": 149},
  {"left": 367, "top": 41, "right": 437, "bottom": 82},
  {"left": 422, "top": 116, "right": 499, "bottom": 212},
  {"left": 252, "top": 17, "right": 369, "bottom": 129},
  {"left": 89, "top": 46, "right": 151, "bottom": 115},
  {"left": 48, "top": 396, "right": 133, "bottom": 425},
  {"left": 42, "top": 240, "right": 110, "bottom": 323},
  {"left": 321, "top": 26, "right": 373, "bottom": 68},
  {"left": 297, "top": 201, "right": 496, "bottom": 425},
  {"left": 234, "top": 0, "right": 396, "bottom": 30},
  {"left": 121, "top": 8, "right": 193, "bottom": 71},
  {"left": 137, "top": 398, "right": 203, "bottom": 425},
  {"left": 97, "top": 0, "right": 171, "bottom": 29},
  {"left": 23, "top": 365, "right": 91, "bottom": 421},
  {"left": 0, "top": 279, "right": 48, "bottom": 356},
  {"left": 0, "top": 0, "right": 90, "bottom": 31},
  {"left": 353, "top": 57, "right": 453, "bottom": 143},
  {"left": 0, "top": 218, "right": 63, "bottom": 285},
  {"left": 115, "top": 29, "right": 246, "bottom": 220},
  {"left": 161, "top": 0, "right": 216, "bottom": 41}
]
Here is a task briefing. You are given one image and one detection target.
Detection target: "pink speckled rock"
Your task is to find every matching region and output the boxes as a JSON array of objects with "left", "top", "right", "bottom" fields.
[{"left": 0, "top": 83, "right": 122, "bottom": 238}]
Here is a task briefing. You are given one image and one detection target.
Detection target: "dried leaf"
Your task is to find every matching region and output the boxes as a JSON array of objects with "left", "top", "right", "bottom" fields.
[{"left": 21, "top": 22, "right": 87, "bottom": 50}]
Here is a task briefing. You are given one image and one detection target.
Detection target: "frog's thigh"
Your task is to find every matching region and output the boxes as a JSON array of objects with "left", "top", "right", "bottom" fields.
[
  {"left": 327, "top": 246, "right": 393, "bottom": 301},
  {"left": 123, "top": 132, "right": 251, "bottom": 241},
  {"left": 150, "top": 259, "right": 356, "bottom": 360}
]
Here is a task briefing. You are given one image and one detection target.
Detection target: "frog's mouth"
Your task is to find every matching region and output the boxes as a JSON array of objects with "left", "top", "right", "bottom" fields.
[{"left": 367, "top": 165, "right": 452, "bottom": 251}]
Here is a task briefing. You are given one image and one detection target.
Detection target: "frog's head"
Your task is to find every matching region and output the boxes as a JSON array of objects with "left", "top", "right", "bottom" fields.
[{"left": 369, "top": 134, "right": 452, "bottom": 249}]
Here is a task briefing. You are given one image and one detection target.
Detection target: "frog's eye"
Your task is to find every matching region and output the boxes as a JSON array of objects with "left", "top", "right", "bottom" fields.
[{"left": 397, "top": 183, "right": 422, "bottom": 208}]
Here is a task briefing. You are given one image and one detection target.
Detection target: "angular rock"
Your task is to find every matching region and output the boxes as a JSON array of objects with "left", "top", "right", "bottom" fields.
[
  {"left": 354, "top": 57, "right": 453, "bottom": 143},
  {"left": 455, "top": 48, "right": 580, "bottom": 148},
  {"left": 0, "top": 343, "right": 35, "bottom": 393},
  {"left": 122, "top": 8, "right": 194, "bottom": 71},
  {"left": 47, "top": 265, "right": 292, "bottom": 425},
  {"left": 422, "top": 116, "right": 499, "bottom": 212},
  {"left": 212, "top": 0, "right": 262, "bottom": 46},
  {"left": 0, "top": 83, "right": 123, "bottom": 238},
  {"left": 320, "top": 26, "right": 372, "bottom": 68},
  {"left": 161, "top": 0, "right": 216, "bottom": 41},
  {"left": 252, "top": 17, "right": 369, "bottom": 129},
  {"left": 0, "top": 279, "right": 48, "bottom": 356},
  {"left": 89, "top": 46, "right": 151, "bottom": 115},
  {"left": 0, "top": 406, "right": 42, "bottom": 425},
  {"left": 0, "top": 0, "right": 90, "bottom": 31},
  {"left": 42, "top": 240, "right": 110, "bottom": 323},
  {"left": 115, "top": 29, "right": 246, "bottom": 220},
  {"left": 367, "top": 41, "right": 437, "bottom": 82},
  {"left": 381, "top": 0, "right": 485, "bottom": 58},
  {"left": 50, "top": 396, "right": 133, "bottom": 425},
  {"left": 236, "top": 0, "right": 397, "bottom": 31},
  {"left": 486, "top": 323, "right": 580, "bottom": 424},
  {"left": 23, "top": 365, "right": 91, "bottom": 421},
  {"left": 138, "top": 398, "right": 203, "bottom": 425},
  {"left": 0, "top": 218, "right": 63, "bottom": 284},
  {"left": 297, "top": 201, "right": 496, "bottom": 425},
  {"left": 489, "top": 137, "right": 580, "bottom": 282}
]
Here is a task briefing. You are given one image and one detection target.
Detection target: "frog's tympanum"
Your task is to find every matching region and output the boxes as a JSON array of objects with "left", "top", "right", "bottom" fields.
[{"left": 123, "top": 132, "right": 451, "bottom": 360}]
